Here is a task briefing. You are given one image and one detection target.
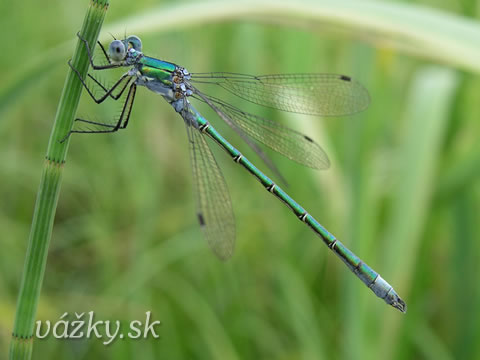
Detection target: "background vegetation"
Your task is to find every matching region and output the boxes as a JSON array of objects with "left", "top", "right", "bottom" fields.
[{"left": 1, "top": 0, "right": 479, "bottom": 359}]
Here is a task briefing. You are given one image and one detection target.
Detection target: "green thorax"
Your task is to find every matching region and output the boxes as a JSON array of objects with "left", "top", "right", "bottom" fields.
[{"left": 138, "top": 56, "right": 177, "bottom": 82}]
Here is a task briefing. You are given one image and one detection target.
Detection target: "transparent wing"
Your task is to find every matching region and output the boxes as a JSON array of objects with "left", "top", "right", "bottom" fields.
[
  {"left": 192, "top": 90, "right": 289, "bottom": 184},
  {"left": 192, "top": 91, "right": 330, "bottom": 170},
  {"left": 189, "top": 72, "right": 370, "bottom": 116},
  {"left": 187, "top": 124, "right": 236, "bottom": 261}
]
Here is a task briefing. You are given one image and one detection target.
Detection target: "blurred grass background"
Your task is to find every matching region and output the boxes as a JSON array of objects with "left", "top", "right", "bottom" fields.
[{"left": 1, "top": 0, "right": 480, "bottom": 359}]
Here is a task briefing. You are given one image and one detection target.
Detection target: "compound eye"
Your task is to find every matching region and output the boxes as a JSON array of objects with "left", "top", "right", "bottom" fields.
[
  {"left": 108, "top": 40, "right": 126, "bottom": 62},
  {"left": 126, "top": 35, "right": 142, "bottom": 51}
]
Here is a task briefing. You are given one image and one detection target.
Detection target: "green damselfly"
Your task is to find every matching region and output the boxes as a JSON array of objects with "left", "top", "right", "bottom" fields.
[{"left": 65, "top": 33, "right": 406, "bottom": 313}]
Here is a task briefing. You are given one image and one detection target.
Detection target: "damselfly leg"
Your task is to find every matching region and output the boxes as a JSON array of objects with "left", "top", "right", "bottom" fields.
[
  {"left": 77, "top": 32, "right": 121, "bottom": 70},
  {"left": 60, "top": 61, "right": 137, "bottom": 142},
  {"left": 68, "top": 60, "right": 132, "bottom": 104}
]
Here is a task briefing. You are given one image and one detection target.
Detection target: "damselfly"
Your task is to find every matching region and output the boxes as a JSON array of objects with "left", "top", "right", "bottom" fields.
[{"left": 65, "top": 33, "right": 406, "bottom": 312}]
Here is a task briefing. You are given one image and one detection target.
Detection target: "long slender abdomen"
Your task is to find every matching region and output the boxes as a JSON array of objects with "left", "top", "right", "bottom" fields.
[{"left": 191, "top": 106, "right": 406, "bottom": 312}]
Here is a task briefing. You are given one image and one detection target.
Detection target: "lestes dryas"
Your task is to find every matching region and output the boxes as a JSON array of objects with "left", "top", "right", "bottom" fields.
[{"left": 65, "top": 33, "right": 406, "bottom": 313}]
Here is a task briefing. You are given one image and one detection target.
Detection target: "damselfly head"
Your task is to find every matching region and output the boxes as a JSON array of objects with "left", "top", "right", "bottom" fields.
[{"left": 108, "top": 40, "right": 127, "bottom": 62}]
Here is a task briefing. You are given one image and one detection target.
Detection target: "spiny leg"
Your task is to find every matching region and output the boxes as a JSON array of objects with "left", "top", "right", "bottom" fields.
[
  {"left": 116, "top": 83, "right": 136, "bottom": 129},
  {"left": 69, "top": 59, "right": 131, "bottom": 104},
  {"left": 69, "top": 83, "right": 136, "bottom": 135},
  {"left": 96, "top": 40, "right": 111, "bottom": 64},
  {"left": 60, "top": 83, "right": 137, "bottom": 142},
  {"left": 87, "top": 72, "right": 131, "bottom": 100},
  {"left": 76, "top": 31, "right": 120, "bottom": 70}
]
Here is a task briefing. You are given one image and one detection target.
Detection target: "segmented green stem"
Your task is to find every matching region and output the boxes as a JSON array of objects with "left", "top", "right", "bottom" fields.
[{"left": 9, "top": 1, "right": 109, "bottom": 358}]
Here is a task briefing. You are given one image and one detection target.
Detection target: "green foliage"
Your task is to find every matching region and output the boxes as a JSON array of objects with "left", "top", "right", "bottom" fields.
[{"left": 1, "top": 0, "right": 479, "bottom": 359}]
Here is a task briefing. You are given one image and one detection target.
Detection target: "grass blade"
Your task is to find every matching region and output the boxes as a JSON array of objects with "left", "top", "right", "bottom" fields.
[
  {"left": 104, "top": 0, "right": 480, "bottom": 73},
  {"left": 377, "top": 67, "right": 458, "bottom": 358},
  {"left": 2, "top": 0, "right": 480, "bottom": 119}
]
